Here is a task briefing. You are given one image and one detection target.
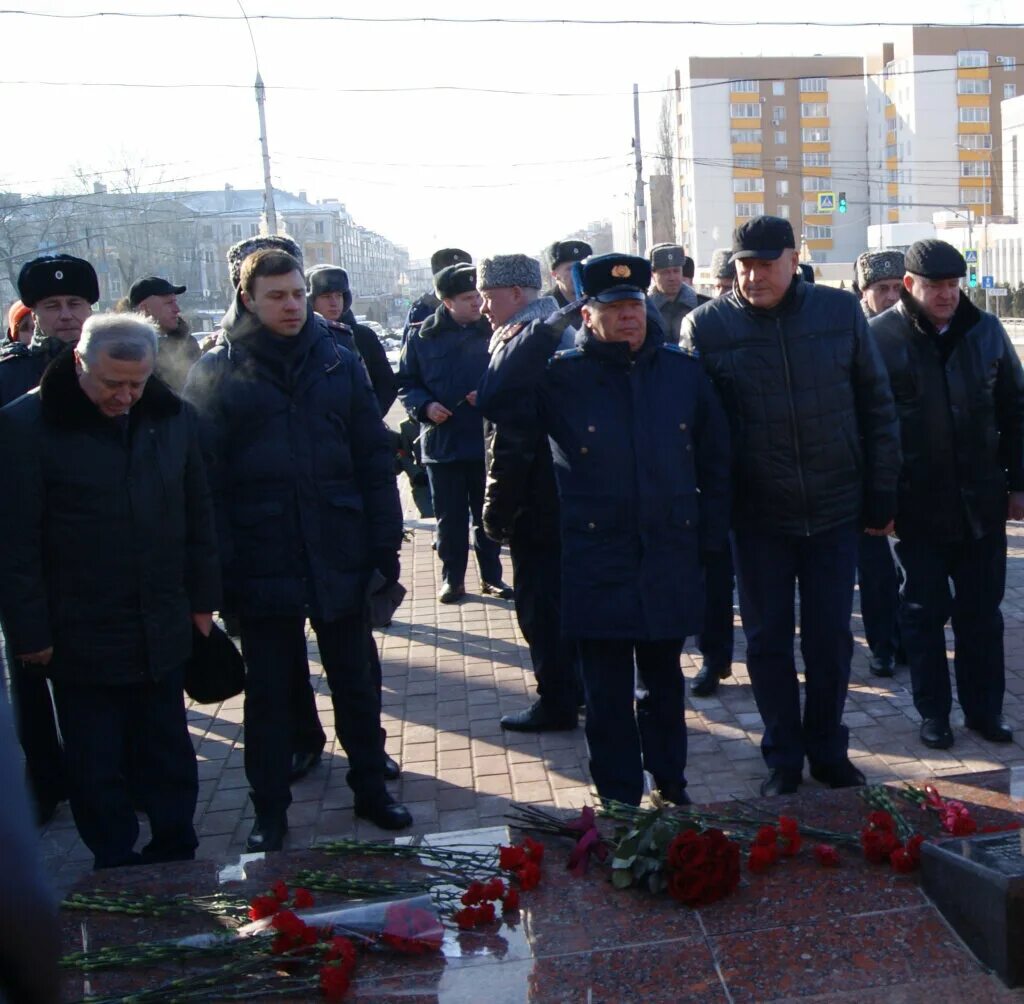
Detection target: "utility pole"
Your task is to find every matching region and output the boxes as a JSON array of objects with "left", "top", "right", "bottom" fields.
[
  {"left": 255, "top": 72, "right": 278, "bottom": 236},
  {"left": 633, "top": 83, "right": 646, "bottom": 258}
]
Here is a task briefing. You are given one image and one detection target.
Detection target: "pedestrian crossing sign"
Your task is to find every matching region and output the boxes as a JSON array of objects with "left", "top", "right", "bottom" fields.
[{"left": 816, "top": 192, "right": 836, "bottom": 213}]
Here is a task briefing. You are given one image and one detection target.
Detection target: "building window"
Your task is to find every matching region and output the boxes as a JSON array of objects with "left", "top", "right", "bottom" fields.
[
  {"left": 730, "top": 129, "right": 763, "bottom": 143},
  {"left": 730, "top": 102, "right": 762, "bottom": 118},
  {"left": 203, "top": 251, "right": 215, "bottom": 264},
  {"left": 957, "top": 78, "right": 992, "bottom": 94},
  {"left": 805, "top": 224, "right": 833, "bottom": 239},
  {"left": 732, "top": 79, "right": 758, "bottom": 92},
  {"left": 108, "top": 275, "right": 122, "bottom": 296},
  {"left": 201, "top": 225, "right": 214, "bottom": 239},
  {"left": 800, "top": 102, "right": 829, "bottom": 118},
  {"left": 771, "top": 106, "right": 786, "bottom": 124},
  {"left": 772, "top": 80, "right": 785, "bottom": 95},
  {"left": 957, "top": 50, "right": 988, "bottom": 68},
  {"left": 231, "top": 224, "right": 243, "bottom": 239},
  {"left": 733, "top": 177, "right": 765, "bottom": 192},
  {"left": 958, "top": 133, "right": 993, "bottom": 149},
  {"left": 314, "top": 221, "right": 325, "bottom": 235},
  {"left": 799, "top": 77, "right": 828, "bottom": 92},
  {"left": 998, "top": 55, "right": 1017, "bottom": 71},
  {"left": 959, "top": 106, "right": 991, "bottom": 123},
  {"left": 802, "top": 175, "right": 832, "bottom": 191},
  {"left": 803, "top": 200, "right": 820, "bottom": 216},
  {"left": 774, "top": 130, "right": 787, "bottom": 144},
  {"left": 735, "top": 202, "right": 764, "bottom": 218},
  {"left": 777, "top": 204, "right": 790, "bottom": 219},
  {"left": 802, "top": 152, "right": 830, "bottom": 167},
  {"left": 734, "top": 154, "right": 758, "bottom": 167},
  {"left": 776, "top": 179, "right": 790, "bottom": 195},
  {"left": 960, "top": 161, "right": 992, "bottom": 177},
  {"left": 801, "top": 127, "right": 831, "bottom": 142},
  {"left": 775, "top": 156, "right": 788, "bottom": 169},
  {"left": 960, "top": 186, "right": 991, "bottom": 203},
  {"left": 249, "top": 223, "right": 259, "bottom": 236},
  {"left": 1005, "top": 83, "right": 1018, "bottom": 99}
]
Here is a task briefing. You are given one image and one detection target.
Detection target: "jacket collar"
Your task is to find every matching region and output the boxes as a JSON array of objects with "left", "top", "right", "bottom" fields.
[
  {"left": 39, "top": 344, "right": 180, "bottom": 430},
  {"left": 576, "top": 311, "right": 665, "bottom": 366},
  {"left": 419, "top": 304, "right": 491, "bottom": 339},
  {"left": 898, "top": 287, "right": 981, "bottom": 339}
]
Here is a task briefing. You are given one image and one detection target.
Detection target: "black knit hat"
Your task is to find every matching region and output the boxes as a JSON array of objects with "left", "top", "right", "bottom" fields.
[
  {"left": 904, "top": 240, "right": 966, "bottom": 280},
  {"left": 548, "top": 240, "right": 592, "bottom": 268},
  {"left": 18, "top": 254, "right": 100, "bottom": 307},
  {"left": 430, "top": 248, "right": 472, "bottom": 275},
  {"left": 683, "top": 255, "right": 696, "bottom": 279},
  {"left": 435, "top": 263, "right": 477, "bottom": 299}
]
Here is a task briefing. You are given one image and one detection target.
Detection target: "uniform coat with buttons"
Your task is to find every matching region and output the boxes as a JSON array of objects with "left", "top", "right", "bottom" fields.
[
  {"left": 478, "top": 315, "right": 731, "bottom": 641},
  {"left": 182, "top": 294, "right": 402, "bottom": 621}
]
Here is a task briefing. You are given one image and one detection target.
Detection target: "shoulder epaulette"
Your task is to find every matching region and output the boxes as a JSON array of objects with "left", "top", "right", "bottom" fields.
[
  {"left": 325, "top": 318, "right": 354, "bottom": 335},
  {"left": 549, "top": 347, "right": 585, "bottom": 363},
  {"left": 661, "top": 343, "right": 699, "bottom": 359}
]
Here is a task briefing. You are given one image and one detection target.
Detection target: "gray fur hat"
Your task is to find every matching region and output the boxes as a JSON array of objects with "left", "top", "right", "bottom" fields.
[
  {"left": 227, "top": 235, "right": 303, "bottom": 288},
  {"left": 478, "top": 254, "right": 542, "bottom": 291},
  {"left": 855, "top": 250, "right": 905, "bottom": 290},
  {"left": 710, "top": 248, "right": 736, "bottom": 279}
]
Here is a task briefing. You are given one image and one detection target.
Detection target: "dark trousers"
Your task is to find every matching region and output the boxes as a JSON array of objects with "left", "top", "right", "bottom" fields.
[
  {"left": 894, "top": 529, "right": 1006, "bottom": 722},
  {"left": 426, "top": 461, "right": 502, "bottom": 587},
  {"left": 5, "top": 653, "right": 64, "bottom": 810},
  {"left": 241, "top": 614, "right": 385, "bottom": 817},
  {"left": 577, "top": 637, "right": 686, "bottom": 806},
  {"left": 52, "top": 667, "right": 197, "bottom": 870},
  {"left": 732, "top": 522, "right": 858, "bottom": 771},
  {"left": 510, "top": 531, "right": 581, "bottom": 717},
  {"left": 857, "top": 534, "right": 902, "bottom": 660},
  {"left": 697, "top": 544, "right": 735, "bottom": 670}
]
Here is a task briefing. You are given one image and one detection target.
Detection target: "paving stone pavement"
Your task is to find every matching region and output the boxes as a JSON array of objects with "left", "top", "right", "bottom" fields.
[{"left": 38, "top": 499, "right": 1024, "bottom": 892}]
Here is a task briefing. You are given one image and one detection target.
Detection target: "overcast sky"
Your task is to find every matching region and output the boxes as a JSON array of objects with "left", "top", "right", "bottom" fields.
[{"left": 2, "top": 0, "right": 1017, "bottom": 260}]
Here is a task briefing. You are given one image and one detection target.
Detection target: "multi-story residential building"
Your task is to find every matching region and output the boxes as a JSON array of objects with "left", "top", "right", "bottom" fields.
[
  {"left": 672, "top": 56, "right": 868, "bottom": 266},
  {"left": 866, "top": 27, "right": 1024, "bottom": 229}
]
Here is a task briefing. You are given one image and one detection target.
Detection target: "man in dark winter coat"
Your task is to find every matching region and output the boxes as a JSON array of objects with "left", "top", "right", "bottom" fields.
[
  {"left": 542, "top": 239, "right": 591, "bottom": 332},
  {"left": 306, "top": 264, "right": 398, "bottom": 414},
  {"left": 870, "top": 240, "right": 1024, "bottom": 751},
  {"left": 0, "top": 312, "right": 221, "bottom": 868},
  {"left": 854, "top": 250, "right": 908, "bottom": 680},
  {"left": 683, "top": 216, "right": 901, "bottom": 797},
  {"left": 648, "top": 243, "right": 699, "bottom": 344},
  {"left": 398, "top": 262, "right": 508, "bottom": 603},
  {"left": 478, "top": 254, "right": 581, "bottom": 733},
  {"left": 0, "top": 254, "right": 99, "bottom": 826},
  {"left": 479, "top": 253, "right": 731, "bottom": 807},
  {"left": 184, "top": 250, "right": 409, "bottom": 849},
  {"left": 128, "top": 275, "right": 200, "bottom": 394},
  {"left": 401, "top": 247, "right": 472, "bottom": 346}
]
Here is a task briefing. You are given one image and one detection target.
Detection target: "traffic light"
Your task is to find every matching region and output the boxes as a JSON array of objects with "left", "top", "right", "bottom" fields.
[
  {"left": 969, "top": 267, "right": 978, "bottom": 288},
  {"left": 838, "top": 191, "right": 847, "bottom": 214}
]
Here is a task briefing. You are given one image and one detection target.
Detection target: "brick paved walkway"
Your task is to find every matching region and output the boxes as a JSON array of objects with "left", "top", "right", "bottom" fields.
[{"left": 38, "top": 493, "right": 1024, "bottom": 892}]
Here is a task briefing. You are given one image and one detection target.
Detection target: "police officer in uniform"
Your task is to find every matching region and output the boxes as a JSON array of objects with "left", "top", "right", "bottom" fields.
[
  {"left": 648, "top": 243, "right": 700, "bottom": 344},
  {"left": 479, "top": 253, "right": 731, "bottom": 806},
  {"left": 543, "top": 239, "right": 592, "bottom": 332},
  {"left": 402, "top": 248, "right": 472, "bottom": 345},
  {"left": 709, "top": 249, "right": 736, "bottom": 297},
  {"left": 871, "top": 240, "right": 1024, "bottom": 750}
]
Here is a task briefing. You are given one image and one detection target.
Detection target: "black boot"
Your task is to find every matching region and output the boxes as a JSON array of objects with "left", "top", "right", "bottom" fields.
[{"left": 246, "top": 813, "right": 288, "bottom": 852}]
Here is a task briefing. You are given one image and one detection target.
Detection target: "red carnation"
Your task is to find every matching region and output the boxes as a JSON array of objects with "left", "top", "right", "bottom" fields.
[
  {"left": 248, "top": 895, "right": 280, "bottom": 921},
  {"left": 292, "top": 887, "right": 315, "bottom": 909},
  {"left": 867, "top": 810, "right": 895, "bottom": 833},
  {"left": 271, "top": 880, "right": 289, "bottom": 902},
  {"left": 890, "top": 846, "right": 917, "bottom": 873},
  {"left": 781, "top": 834, "right": 802, "bottom": 858},
  {"left": 747, "top": 844, "right": 776, "bottom": 873},
  {"left": 453, "top": 907, "right": 478, "bottom": 930},
  {"left": 324, "top": 936, "right": 356, "bottom": 968},
  {"left": 499, "top": 844, "right": 526, "bottom": 870},
  {"left": 754, "top": 825, "right": 778, "bottom": 847},
  {"left": 319, "top": 963, "right": 351, "bottom": 1001},
  {"left": 461, "top": 880, "right": 487, "bottom": 906},
  {"left": 502, "top": 888, "right": 520, "bottom": 912},
  {"left": 778, "top": 816, "right": 799, "bottom": 839},
  {"left": 515, "top": 860, "right": 541, "bottom": 890},
  {"left": 523, "top": 836, "right": 545, "bottom": 863},
  {"left": 906, "top": 833, "right": 925, "bottom": 864},
  {"left": 483, "top": 877, "right": 505, "bottom": 901},
  {"left": 814, "top": 843, "right": 840, "bottom": 867}
]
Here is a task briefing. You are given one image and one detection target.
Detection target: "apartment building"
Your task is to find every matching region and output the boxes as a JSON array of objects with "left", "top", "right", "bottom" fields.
[
  {"left": 672, "top": 56, "right": 868, "bottom": 266},
  {"left": 866, "top": 27, "right": 1024, "bottom": 230}
]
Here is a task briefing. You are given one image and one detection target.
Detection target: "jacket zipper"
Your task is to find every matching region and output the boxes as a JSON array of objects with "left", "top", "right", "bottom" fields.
[{"left": 776, "top": 318, "right": 811, "bottom": 536}]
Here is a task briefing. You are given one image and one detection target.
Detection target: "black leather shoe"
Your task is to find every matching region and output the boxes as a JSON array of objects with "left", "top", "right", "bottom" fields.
[
  {"left": 920, "top": 717, "right": 954, "bottom": 749},
  {"left": 246, "top": 814, "right": 288, "bottom": 852},
  {"left": 657, "top": 782, "right": 692, "bottom": 806},
  {"left": 289, "top": 750, "right": 322, "bottom": 782},
  {"left": 809, "top": 758, "right": 865, "bottom": 788},
  {"left": 438, "top": 581, "right": 465, "bottom": 604},
  {"left": 690, "top": 662, "right": 732, "bottom": 697},
  {"left": 354, "top": 794, "right": 413, "bottom": 831},
  {"left": 500, "top": 700, "right": 578, "bottom": 732},
  {"left": 868, "top": 653, "right": 895, "bottom": 678},
  {"left": 965, "top": 715, "right": 1014, "bottom": 743},
  {"left": 760, "top": 768, "right": 802, "bottom": 796},
  {"left": 480, "top": 579, "right": 514, "bottom": 599},
  {"left": 383, "top": 754, "right": 401, "bottom": 780}
]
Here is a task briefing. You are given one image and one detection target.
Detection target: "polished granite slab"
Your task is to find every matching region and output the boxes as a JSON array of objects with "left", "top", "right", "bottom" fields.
[{"left": 60, "top": 771, "right": 1024, "bottom": 1002}]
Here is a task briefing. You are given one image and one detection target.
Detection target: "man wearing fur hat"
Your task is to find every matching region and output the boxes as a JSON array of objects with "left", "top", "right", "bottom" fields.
[
  {"left": 543, "top": 240, "right": 591, "bottom": 332},
  {"left": 648, "top": 243, "right": 699, "bottom": 344},
  {"left": 854, "top": 250, "right": 907, "bottom": 681},
  {"left": 398, "top": 263, "right": 508, "bottom": 603},
  {"left": 478, "top": 253, "right": 731, "bottom": 806},
  {"left": 402, "top": 247, "right": 472, "bottom": 345},
  {"left": 870, "top": 239, "right": 1024, "bottom": 751},
  {"left": 709, "top": 250, "right": 736, "bottom": 297},
  {"left": 478, "top": 254, "right": 581, "bottom": 732}
]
